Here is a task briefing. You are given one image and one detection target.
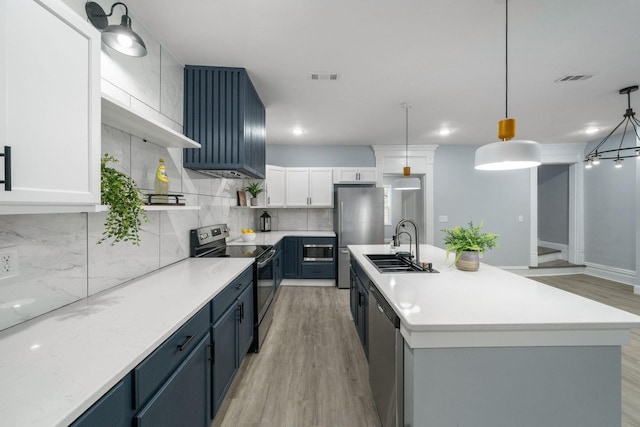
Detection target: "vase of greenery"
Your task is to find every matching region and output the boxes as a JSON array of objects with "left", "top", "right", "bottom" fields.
[
  {"left": 99, "top": 154, "right": 149, "bottom": 245},
  {"left": 245, "top": 182, "right": 264, "bottom": 206},
  {"left": 442, "top": 221, "right": 499, "bottom": 271}
]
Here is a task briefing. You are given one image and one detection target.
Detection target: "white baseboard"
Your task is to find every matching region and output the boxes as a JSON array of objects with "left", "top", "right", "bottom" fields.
[
  {"left": 584, "top": 262, "right": 636, "bottom": 287},
  {"left": 280, "top": 279, "right": 335, "bottom": 287}
]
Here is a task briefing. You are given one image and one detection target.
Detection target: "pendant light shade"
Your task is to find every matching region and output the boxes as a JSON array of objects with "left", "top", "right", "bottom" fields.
[
  {"left": 394, "top": 104, "right": 421, "bottom": 191},
  {"left": 475, "top": 139, "right": 542, "bottom": 171},
  {"left": 474, "top": 0, "right": 541, "bottom": 171},
  {"left": 86, "top": 2, "right": 147, "bottom": 57}
]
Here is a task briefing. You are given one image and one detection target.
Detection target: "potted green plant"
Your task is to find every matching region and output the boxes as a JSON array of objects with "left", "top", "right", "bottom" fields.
[
  {"left": 99, "top": 154, "right": 149, "bottom": 246},
  {"left": 442, "top": 221, "right": 499, "bottom": 271},
  {"left": 245, "top": 182, "right": 264, "bottom": 206}
]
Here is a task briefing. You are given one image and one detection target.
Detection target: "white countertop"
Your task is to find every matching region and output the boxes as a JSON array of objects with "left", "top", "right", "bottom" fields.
[
  {"left": 229, "top": 230, "right": 335, "bottom": 246},
  {"left": 349, "top": 244, "right": 640, "bottom": 348},
  {"left": 0, "top": 257, "right": 253, "bottom": 427}
]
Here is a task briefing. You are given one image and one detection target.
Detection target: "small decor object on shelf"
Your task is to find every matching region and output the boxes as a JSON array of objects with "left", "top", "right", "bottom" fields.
[
  {"left": 260, "top": 211, "right": 271, "bottom": 232},
  {"left": 154, "top": 158, "right": 169, "bottom": 203},
  {"left": 241, "top": 229, "right": 256, "bottom": 242},
  {"left": 99, "top": 153, "right": 149, "bottom": 246},
  {"left": 442, "top": 221, "right": 499, "bottom": 271},
  {"left": 145, "top": 194, "right": 185, "bottom": 206},
  {"left": 245, "top": 182, "right": 264, "bottom": 206},
  {"left": 237, "top": 191, "right": 247, "bottom": 206}
]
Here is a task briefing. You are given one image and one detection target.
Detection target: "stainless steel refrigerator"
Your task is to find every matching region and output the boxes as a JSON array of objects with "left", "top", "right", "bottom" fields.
[{"left": 334, "top": 186, "right": 384, "bottom": 288}]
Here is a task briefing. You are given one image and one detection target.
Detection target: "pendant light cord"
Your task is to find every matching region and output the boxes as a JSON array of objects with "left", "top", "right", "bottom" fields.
[
  {"left": 405, "top": 106, "right": 409, "bottom": 167},
  {"left": 505, "top": 0, "right": 509, "bottom": 119}
]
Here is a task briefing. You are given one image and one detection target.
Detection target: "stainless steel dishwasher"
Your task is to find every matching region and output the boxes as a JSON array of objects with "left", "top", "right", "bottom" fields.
[{"left": 368, "top": 281, "right": 403, "bottom": 427}]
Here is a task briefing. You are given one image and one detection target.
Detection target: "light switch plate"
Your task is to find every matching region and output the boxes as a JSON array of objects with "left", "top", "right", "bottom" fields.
[{"left": 438, "top": 215, "right": 448, "bottom": 223}]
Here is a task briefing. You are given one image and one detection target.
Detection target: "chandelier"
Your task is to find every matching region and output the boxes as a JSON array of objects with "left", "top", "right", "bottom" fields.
[{"left": 585, "top": 85, "right": 640, "bottom": 169}]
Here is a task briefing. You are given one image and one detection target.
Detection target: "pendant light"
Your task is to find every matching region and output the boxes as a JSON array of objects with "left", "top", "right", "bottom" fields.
[
  {"left": 86, "top": 2, "right": 148, "bottom": 57},
  {"left": 474, "top": 0, "right": 541, "bottom": 171},
  {"left": 394, "top": 103, "right": 421, "bottom": 191}
]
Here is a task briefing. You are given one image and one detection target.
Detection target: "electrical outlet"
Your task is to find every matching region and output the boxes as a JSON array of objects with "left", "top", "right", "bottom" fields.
[{"left": 0, "top": 246, "right": 19, "bottom": 280}]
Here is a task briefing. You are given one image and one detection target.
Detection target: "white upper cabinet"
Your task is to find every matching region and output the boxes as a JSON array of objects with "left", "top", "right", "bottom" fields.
[
  {"left": 265, "top": 165, "right": 285, "bottom": 207},
  {"left": 333, "top": 167, "right": 377, "bottom": 184},
  {"left": 285, "top": 168, "right": 333, "bottom": 208},
  {"left": 0, "top": 0, "right": 101, "bottom": 213}
]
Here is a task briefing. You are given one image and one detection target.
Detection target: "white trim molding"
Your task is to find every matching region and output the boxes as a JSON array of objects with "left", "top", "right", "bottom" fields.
[
  {"left": 372, "top": 145, "right": 438, "bottom": 245},
  {"left": 530, "top": 142, "right": 587, "bottom": 267},
  {"left": 584, "top": 262, "right": 636, "bottom": 289}
]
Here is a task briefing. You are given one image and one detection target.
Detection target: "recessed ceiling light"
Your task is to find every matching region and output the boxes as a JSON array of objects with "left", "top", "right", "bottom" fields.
[
  {"left": 291, "top": 128, "right": 304, "bottom": 136},
  {"left": 438, "top": 128, "right": 452, "bottom": 136},
  {"left": 584, "top": 127, "right": 600, "bottom": 134}
]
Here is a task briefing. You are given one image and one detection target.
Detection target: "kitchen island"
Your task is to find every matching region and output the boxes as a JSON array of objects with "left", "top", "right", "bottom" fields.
[{"left": 349, "top": 244, "right": 640, "bottom": 427}]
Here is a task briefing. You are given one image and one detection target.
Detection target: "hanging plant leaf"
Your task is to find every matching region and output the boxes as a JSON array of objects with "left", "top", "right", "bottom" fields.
[{"left": 99, "top": 154, "right": 149, "bottom": 246}]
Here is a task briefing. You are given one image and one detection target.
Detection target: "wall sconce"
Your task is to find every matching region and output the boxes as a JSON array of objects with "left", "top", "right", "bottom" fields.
[{"left": 85, "top": 2, "right": 147, "bottom": 57}]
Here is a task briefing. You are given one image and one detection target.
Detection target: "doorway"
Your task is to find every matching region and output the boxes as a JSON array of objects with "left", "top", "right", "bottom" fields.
[
  {"left": 382, "top": 174, "right": 425, "bottom": 243},
  {"left": 537, "top": 164, "right": 570, "bottom": 265}
]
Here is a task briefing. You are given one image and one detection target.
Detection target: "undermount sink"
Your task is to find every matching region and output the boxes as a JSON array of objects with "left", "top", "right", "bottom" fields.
[{"left": 365, "top": 254, "right": 439, "bottom": 274}]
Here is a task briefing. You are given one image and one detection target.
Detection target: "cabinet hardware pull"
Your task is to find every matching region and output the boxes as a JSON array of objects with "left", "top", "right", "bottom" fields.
[
  {"left": 211, "top": 342, "right": 215, "bottom": 365},
  {"left": 240, "top": 302, "right": 244, "bottom": 321},
  {"left": 0, "top": 146, "right": 11, "bottom": 191},
  {"left": 378, "top": 304, "right": 384, "bottom": 314},
  {"left": 177, "top": 335, "right": 195, "bottom": 351},
  {"left": 267, "top": 196, "right": 270, "bottom": 204}
]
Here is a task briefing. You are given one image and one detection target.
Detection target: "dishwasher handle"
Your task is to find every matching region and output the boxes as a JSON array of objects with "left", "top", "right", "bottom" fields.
[{"left": 369, "top": 281, "right": 400, "bottom": 328}]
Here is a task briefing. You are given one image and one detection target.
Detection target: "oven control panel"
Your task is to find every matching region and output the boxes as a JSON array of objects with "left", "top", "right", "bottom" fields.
[{"left": 194, "top": 224, "right": 230, "bottom": 246}]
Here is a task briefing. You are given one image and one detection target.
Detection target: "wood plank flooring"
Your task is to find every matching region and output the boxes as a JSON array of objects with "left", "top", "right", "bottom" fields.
[
  {"left": 212, "top": 287, "right": 381, "bottom": 427},
  {"left": 530, "top": 274, "right": 640, "bottom": 427},
  {"left": 213, "top": 276, "right": 640, "bottom": 427}
]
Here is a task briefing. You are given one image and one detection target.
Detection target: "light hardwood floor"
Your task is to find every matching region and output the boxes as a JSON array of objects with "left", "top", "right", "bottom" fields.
[
  {"left": 530, "top": 274, "right": 640, "bottom": 427},
  {"left": 212, "top": 287, "right": 382, "bottom": 427},
  {"left": 213, "top": 276, "right": 640, "bottom": 427}
]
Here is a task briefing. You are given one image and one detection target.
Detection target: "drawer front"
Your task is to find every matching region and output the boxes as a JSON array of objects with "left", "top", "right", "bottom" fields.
[
  {"left": 301, "top": 263, "right": 335, "bottom": 279},
  {"left": 134, "top": 303, "right": 210, "bottom": 408},
  {"left": 212, "top": 267, "right": 253, "bottom": 323}
]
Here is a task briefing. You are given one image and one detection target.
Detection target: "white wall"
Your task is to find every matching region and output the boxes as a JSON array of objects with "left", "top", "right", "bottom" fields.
[
  {"left": 0, "top": 0, "right": 256, "bottom": 331},
  {"left": 433, "top": 145, "right": 531, "bottom": 267}
]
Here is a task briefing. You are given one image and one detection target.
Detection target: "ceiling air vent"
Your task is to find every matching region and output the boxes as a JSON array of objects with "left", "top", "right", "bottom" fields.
[
  {"left": 309, "top": 72, "right": 340, "bottom": 81},
  {"left": 554, "top": 74, "right": 594, "bottom": 82}
]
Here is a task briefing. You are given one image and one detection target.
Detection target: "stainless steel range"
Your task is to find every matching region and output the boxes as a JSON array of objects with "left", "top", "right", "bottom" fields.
[{"left": 190, "top": 224, "right": 276, "bottom": 352}]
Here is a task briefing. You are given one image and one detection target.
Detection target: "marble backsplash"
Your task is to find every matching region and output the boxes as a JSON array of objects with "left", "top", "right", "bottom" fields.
[{"left": 259, "top": 208, "right": 333, "bottom": 231}]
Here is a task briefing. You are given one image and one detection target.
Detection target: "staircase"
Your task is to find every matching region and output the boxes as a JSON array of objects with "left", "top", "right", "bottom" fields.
[{"left": 527, "top": 246, "right": 586, "bottom": 275}]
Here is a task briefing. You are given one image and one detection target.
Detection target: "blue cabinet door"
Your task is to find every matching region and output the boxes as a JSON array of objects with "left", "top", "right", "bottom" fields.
[
  {"left": 70, "top": 373, "right": 133, "bottom": 427},
  {"left": 237, "top": 281, "right": 254, "bottom": 360},
  {"left": 135, "top": 334, "right": 211, "bottom": 427},
  {"left": 274, "top": 250, "right": 283, "bottom": 291},
  {"left": 283, "top": 237, "right": 300, "bottom": 278},
  {"left": 212, "top": 302, "right": 238, "bottom": 413},
  {"left": 349, "top": 266, "right": 358, "bottom": 322}
]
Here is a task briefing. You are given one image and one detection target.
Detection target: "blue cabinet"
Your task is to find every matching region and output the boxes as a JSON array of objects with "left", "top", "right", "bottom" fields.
[
  {"left": 211, "top": 269, "right": 254, "bottom": 416},
  {"left": 135, "top": 334, "right": 211, "bottom": 427},
  {"left": 70, "top": 373, "right": 134, "bottom": 427},
  {"left": 283, "top": 237, "right": 300, "bottom": 279},
  {"left": 184, "top": 66, "right": 266, "bottom": 179},
  {"left": 212, "top": 301, "right": 237, "bottom": 413},
  {"left": 71, "top": 266, "right": 256, "bottom": 427},
  {"left": 300, "top": 237, "right": 336, "bottom": 279}
]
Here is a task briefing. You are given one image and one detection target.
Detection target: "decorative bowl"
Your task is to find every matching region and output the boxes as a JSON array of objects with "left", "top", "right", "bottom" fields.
[{"left": 241, "top": 233, "right": 256, "bottom": 242}]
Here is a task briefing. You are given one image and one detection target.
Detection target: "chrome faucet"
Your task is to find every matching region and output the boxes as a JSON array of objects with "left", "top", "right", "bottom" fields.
[{"left": 393, "top": 218, "right": 420, "bottom": 264}]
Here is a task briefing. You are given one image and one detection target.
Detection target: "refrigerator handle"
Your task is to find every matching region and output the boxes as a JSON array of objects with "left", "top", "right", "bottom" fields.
[{"left": 339, "top": 201, "right": 344, "bottom": 241}]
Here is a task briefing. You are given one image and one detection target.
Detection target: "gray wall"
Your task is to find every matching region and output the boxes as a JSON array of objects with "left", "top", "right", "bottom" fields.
[
  {"left": 538, "top": 165, "right": 569, "bottom": 245},
  {"left": 433, "top": 145, "right": 531, "bottom": 267},
  {"left": 266, "top": 144, "right": 375, "bottom": 167},
  {"left": 583, "top": 134, "right": 636, "bottom": 270}
]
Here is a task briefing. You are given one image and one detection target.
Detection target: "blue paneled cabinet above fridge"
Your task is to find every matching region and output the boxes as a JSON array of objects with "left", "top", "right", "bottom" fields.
[{"left": 184, "top": 66, "right": 266, "bottom": 179}]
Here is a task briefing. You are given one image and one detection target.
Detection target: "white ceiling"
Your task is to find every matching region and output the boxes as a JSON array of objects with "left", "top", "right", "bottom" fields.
[{"left": 129, "top": 0, "right": 640, "bottom": 148}]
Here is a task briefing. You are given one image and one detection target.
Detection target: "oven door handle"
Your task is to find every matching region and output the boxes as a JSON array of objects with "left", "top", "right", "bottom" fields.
[{"left": 257, "top": 249, "right": 276, "bottom": 268}]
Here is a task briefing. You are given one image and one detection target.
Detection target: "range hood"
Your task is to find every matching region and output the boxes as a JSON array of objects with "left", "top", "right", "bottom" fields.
[{"left": 183, "top": 66, "right": 266, "bottom": 179}]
